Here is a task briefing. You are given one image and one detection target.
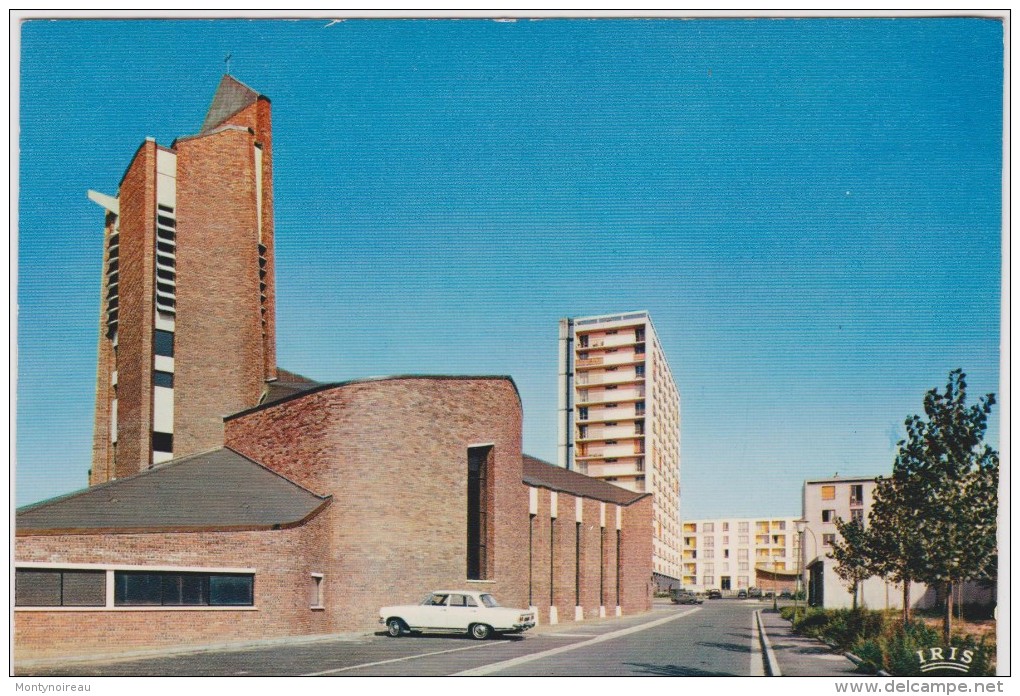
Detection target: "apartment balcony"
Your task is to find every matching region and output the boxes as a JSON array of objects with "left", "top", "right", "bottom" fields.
[
  {"left": 576, "top": 334, "right": 645, "bottom": 351},
  {"left": 576, "top": 388, "right": 646, "bottom": 406},
  {"left": 576, "top": 372, "right": 645, "bottom": 387},
  {"left": 574, "top": 411, "right": 644, "bottom": 425},
  {"left": 586, "top": 461, "right": 645, "bottom": 479},
  {"left": 577, "top": 427, "right": 644, "bottom": 442},
  {"left": 575, "top": 354, "right": 647, "bottom": 370},
  {"left": 576, "top": 442, "right": 645, "bottom": 460}
]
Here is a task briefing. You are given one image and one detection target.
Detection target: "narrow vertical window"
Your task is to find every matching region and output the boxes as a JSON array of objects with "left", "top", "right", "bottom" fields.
[
  {"left": 616, "top": 529, "right": 622, "bottom": 605},
  {"left": 467, "top": 446, "right": 492, "bottom": 580},
  {"left": 528, "top": 513, "right": 535, "bottom": 607},
  {"left": 310, "top": 574, "right": 324, "bottom": 609},
  {"left": 154, "top": 329, "right": 174, "bottom": 357},
  {"left": 599, "top": 527, "right": 605, "bottom": 606},
  {"left": 575, "top": 521, "right": 582, "bottom": 606},
  {"left": 549, "top": 518, "right": 555, "bottom": 606}
]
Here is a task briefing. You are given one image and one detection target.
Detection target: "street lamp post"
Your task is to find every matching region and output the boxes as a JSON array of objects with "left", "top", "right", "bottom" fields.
[
  {"left": 796, "top": 518, "right": 817, "bottom": 610},
  {"left": 795, "top": 519, "right": 806, "bottom": 617},
  {"left": 772, "top": 558, "right": 778, "bottom": 612}
]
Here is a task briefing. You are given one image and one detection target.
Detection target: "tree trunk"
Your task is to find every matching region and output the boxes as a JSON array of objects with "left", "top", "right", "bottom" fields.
[
  {"left": 852, "top": 581, "right": 858, "bottom": 610},
  {"left": 943, "top": 581, "right": 954, "bottom": 643},
  {"left": 902, "top": 581, "right": 911, "bottom": 628}
]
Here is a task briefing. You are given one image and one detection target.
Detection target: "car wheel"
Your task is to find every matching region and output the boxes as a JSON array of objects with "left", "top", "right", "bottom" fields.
[
  {"left": 469, "top": 623, "right": 493, "bottom": 640},
  {"left": 386, "top": 618, "right": 407, "bottom": 637}
]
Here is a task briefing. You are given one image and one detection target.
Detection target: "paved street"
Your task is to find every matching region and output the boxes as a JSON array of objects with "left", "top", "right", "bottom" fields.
[{"left": 18, "top": 600, "right": 771, "bottom": 677}]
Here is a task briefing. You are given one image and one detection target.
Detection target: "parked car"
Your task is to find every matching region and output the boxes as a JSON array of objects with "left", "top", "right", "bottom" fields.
[
  {"left": 736, "top": 589, "right": 748, "bottom": 599},
  {"left": 379, "top": 590, "right": 536, "bottom": 640},
  {"left": 779, "top": 590, "right": 793, "bottom": 600},
  {"left": 747, "top": 587, "right": 762, "bottom": 599},
  {"left": 762, "top": 591, "right": 775, "bottom": 600},
  {"left": 707, "top": 589, "right": 723, "bottom": 599},
  {"left": 670, "top": 589, "right": 704, "bottom": 605}
]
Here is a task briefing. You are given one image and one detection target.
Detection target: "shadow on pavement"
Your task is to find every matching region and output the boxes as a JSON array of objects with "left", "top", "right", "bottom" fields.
[
  {"left": 695, "top": 640, "right": 751, "bottom": 654},
  {"left": 371, "top": 631, "right": 525, "bottom": 642},
  {"left": 626, "top": 662, "right": 733, "bottom": 677}
]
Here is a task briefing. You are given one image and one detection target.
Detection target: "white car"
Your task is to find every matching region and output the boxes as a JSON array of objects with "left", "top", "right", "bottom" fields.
[{"left": 379, "top": 590, "right": 536, "bottom": 640}]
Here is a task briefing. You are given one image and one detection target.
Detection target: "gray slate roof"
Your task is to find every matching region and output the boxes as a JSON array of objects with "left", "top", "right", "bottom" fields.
[
  {"left": 263, "top": 368, "right": 320, "bottom": 405},
  {"left": 16, "top": 448, "right": 329, "bottom": 535},
  {"left": 201, "top": 74, "right": 262, "bottom": 134},
  {"left": 522, "top": 455, "right": 648, "bottom": 507}
]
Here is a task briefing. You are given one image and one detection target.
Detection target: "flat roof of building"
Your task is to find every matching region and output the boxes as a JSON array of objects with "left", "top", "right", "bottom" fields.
[
  {"left": 522, "top": 455, "right": 649, "bottom": 506},
  {"left": 804, "top": 476, "right": 879, "bottom": 485},
  {"left": 16, "top": 448, "right": 330, "bottom": 535}
]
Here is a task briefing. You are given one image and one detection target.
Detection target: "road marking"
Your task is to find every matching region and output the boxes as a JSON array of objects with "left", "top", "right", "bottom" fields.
[
  {"left": 542, "top": 633, "right": 595, "bottom": 638},
  {"left": 750, "top": 611, "right": 764, "bottom": 676},
  {"left": 303, "top": 641, "right": 501, "bottom": 676},
  {"left": 453, "top": 607, "right": 700, "bottom": 676}
]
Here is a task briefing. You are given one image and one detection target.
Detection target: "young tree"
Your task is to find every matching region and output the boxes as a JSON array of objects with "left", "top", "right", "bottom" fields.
[
  {"left": 876, "top": 370, "right": 998, "bottom": 640},
  {"left": 868, "top": 471, "right": 928, "bottom": 627},
  {"left": 829, "top": 518, "right": 874, "bottom": 609}
]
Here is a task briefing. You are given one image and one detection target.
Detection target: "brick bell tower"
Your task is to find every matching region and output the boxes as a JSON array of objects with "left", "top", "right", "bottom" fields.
[{"left": 89, "top": 75, "right": 277, "bottom": 484}]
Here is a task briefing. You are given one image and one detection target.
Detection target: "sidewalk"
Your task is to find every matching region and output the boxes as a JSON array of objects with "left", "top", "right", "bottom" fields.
[{"left": 759, "top": 610, "right": 861, "bottom": 676}]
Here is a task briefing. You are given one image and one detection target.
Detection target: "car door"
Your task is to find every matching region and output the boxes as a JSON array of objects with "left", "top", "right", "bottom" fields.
[
  {"left": 446, "top": 593, "right": 480, "bottom": 629},
  {"left": 415, "top": 593, "right": 450, "bottom": 628}
]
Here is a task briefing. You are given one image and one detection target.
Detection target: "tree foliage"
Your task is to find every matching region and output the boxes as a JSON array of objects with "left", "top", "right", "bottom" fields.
[
  {"left": 869, "top": 370, "right": 998, "bottom": 638},
  {"left": 829, "top": 518, "right": 874, "bottom": 608}
]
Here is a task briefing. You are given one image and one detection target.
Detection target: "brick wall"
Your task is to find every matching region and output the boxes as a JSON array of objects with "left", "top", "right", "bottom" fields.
[
  {"left": 14, "top": 511, "right": 329, "bottom": 661},
  {"left": 524, "top": 486, "right": 646, "bottom": 624},
  {"left": 98, "top": 142, "right": 157, "bottom": 480},
  {"left": 174, "top": 109, "right": 267, "bottom": 458},
  {"left": 619, "top": 496, "right": 654, "bottom": 614},
  {"left": 226, "top": 377, "right": 530, "bottom": 631},
  {"left": 90, "top": 210, "right": 117, "bottom": 485}
]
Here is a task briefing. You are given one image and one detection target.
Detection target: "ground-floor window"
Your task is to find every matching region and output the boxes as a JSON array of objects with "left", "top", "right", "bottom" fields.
[
  {"left": 115, "top": 571, "right": 253, "bottom": 606},
  {"left": 15, "top": 569, "right": 105, "bottom": 607}
]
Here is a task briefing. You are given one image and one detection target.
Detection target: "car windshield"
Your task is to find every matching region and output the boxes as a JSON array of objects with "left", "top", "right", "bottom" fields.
[{"left": 479, "top": 594, "right": 500, "bottom": 608}]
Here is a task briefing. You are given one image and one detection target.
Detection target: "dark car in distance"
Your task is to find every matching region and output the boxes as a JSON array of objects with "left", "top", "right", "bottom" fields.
[
  {"left": 670, "top": 590, "right": 703, "bottom": 605},
  {"left": 707, "top": 589, "right": 723, "bottom": 599},
  {"left": 737, "top": 589, "right": 748, "bottom": 599},
  {"left": 747, "top": 587, "right": 762, "bottom": 599}
]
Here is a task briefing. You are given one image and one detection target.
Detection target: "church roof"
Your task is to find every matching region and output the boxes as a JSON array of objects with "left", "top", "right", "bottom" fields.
[
  {"left": 200, "top": 74, "right": 263, "bottom": 134},
  {"left": 16, "top": 448, "right": 329, "bottom": 535},
  {"left": 264, "top": 368, "right": 321, "bottom": 405},
  {"left": 522, "top": 455, "right": 649, "bottom": 506}
]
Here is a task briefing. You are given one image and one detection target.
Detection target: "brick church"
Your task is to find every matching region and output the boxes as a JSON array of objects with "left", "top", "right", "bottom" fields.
[{"left": 14, "top": 76, "right": 653, "bottom": 662}]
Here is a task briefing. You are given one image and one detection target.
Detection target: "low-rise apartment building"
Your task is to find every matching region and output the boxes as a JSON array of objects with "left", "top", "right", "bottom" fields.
[
  {"left": 802, "top": 476, "right": 932, "bottom": 610},
  {"left": 680, "top": 516, "right": 800, "bottom": 594}
]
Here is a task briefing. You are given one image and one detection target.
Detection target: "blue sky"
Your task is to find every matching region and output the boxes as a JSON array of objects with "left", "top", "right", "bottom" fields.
[{"left": 16, "top": 18, "right": 1002, "bottom": 518}]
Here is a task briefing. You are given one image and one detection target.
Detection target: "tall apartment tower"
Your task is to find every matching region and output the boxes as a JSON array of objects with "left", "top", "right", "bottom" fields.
[
  {"left": 88, "top": 75, "right": 277, "bottom": 484},
  {"left": 557, "top": 312, "right": 682, "bottom": 583}
]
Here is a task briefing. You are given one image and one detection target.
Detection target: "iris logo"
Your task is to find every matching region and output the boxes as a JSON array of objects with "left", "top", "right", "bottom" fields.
[{"left": 916, "top": 647, "right": 974, "bottom": 674}]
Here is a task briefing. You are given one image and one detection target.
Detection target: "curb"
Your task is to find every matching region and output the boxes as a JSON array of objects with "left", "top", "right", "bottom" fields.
[
  {"left": 845, "top": 651, "right": 891, "bottom": 677},
  {"left": 756, "top": 610, "right": 782, "bottom": 677}
]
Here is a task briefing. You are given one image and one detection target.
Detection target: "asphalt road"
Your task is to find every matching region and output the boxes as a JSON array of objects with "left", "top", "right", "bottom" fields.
[{"left": 18, "top": 600, "right": 768, "bottom": 677}]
